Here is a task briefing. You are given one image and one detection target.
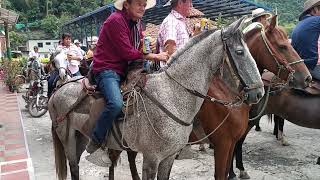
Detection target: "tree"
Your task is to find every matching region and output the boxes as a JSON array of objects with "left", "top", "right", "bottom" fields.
[
  {"left": 40, "top": 14, "right": 59, "bottom": 38},
  {"left": 9, "top": 31, "right": 28, "bottom": 50}
]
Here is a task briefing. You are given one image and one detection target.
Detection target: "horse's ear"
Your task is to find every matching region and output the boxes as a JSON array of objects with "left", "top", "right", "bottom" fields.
[
  {"left": 226, "top": 16, "right": 246, "bottom": 34},
  {"left": 268, "top": 15, "right": 278, "bottom": 32}
]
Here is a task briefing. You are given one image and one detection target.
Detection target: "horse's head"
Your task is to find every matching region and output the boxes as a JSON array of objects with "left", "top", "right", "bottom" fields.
[
  {"left": 52, "top": 50, "right": 70, "bottom": 82},
  {"left": 221, "top": 17, "right": 264, "bottom": 105},
  {"left": 245, "top": 15, "right": 311, "bottom": 89}
]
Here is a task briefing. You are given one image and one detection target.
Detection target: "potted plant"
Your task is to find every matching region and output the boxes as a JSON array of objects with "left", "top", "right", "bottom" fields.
[{"left": 1, "top": 60, "right": 23, "bottom": 92}]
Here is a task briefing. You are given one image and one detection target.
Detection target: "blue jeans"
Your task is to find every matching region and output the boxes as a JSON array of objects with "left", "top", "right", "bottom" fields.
[
  {"left": 72, "top": 71, "right": 81, "bottom": 77},
  {"left": 309, "top": 65, "right": 320, "bottom": 81},
  {"left": 92, "top": 70, "right": 123, "bottom": 144},
  {"left": 47, "top": 70, "right": 59, "bottom": 98}
]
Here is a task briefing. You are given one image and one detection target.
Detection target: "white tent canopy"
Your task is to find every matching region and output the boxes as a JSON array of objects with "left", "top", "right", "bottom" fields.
[{"left": 0, "top": 7, "right": 19, "bottom": 25}]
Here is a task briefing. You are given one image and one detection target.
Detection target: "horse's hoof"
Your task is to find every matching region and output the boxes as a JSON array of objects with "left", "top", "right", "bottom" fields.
[
  {"left": 239, "top": 170, "right": 250, "bottom": 179},
  {"left": 316, "top": 157, "right": 320, "bottom": 165},
  {"left": 255, "top": 126, "right": 262, "bottom": 132},
  {"left": 199, "top": 144, "right": 206, "bottom": 152},
  {"left": 281, "top": 138, "right": 290, "bottom": 146},
  {"left": 175, "top": 145, "right": 196, "bottom": 160}
]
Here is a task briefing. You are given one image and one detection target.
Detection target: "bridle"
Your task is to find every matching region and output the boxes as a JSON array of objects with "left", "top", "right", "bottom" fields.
[
  {"left": 248, "top": 27, "right": 305, "bottom": 121},
  {"left": 164, "top": 28, "right": 263, "bottom": 108},
  {"left": 259, "top": 28, "right": 304, "bottom": 83}
]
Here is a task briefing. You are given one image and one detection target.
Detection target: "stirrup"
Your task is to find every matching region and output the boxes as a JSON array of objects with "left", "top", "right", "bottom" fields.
[{"left": 85, "top": 148, "right": 112, "bottom": 167}]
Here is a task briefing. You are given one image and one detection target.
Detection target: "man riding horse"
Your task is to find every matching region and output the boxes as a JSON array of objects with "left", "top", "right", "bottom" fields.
[
  {"left": 292, "top": 0, "right": 320, "bottom": 80},
  {"left": 85, "top": 0, "right": 169, "bottom": 165}
]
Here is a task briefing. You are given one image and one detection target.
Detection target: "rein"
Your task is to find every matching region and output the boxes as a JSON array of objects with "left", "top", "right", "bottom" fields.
[
  {"left": 248, "top": 28, "right": 306, "bottom": 121},
  {"left": 260, "top": 29, "right": 304, "bottom": 81},
  {"left": 163, "top": 29, "right": 252, "bottom": 108}
]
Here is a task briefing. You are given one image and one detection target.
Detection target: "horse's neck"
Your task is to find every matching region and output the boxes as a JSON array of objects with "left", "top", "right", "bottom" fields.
[
  {"left": 205, "top": 62, "right": 241, "bottom": 102},
  {"left": 165, "top": 31, "right": 224, "bottom": 95},
  {"left": 144, "top": 31, "right": 224, "bottom": 123}
]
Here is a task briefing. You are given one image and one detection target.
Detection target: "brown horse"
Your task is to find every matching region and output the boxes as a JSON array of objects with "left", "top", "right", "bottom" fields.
[
  {"left": 230, "top": 85, "right": 320, "bottom": 179},
  {"left": 107, "top": 16, "right": 311, "bottom": 180}
]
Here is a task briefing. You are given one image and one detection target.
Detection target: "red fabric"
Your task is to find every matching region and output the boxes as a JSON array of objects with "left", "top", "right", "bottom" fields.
[{"left": 93, "top": 10, "right": 144, "bottom": 76}]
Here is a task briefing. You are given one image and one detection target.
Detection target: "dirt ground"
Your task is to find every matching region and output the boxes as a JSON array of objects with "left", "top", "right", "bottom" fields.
[{"left": 17, "top": 88, "right": 320, "bottom": 180}]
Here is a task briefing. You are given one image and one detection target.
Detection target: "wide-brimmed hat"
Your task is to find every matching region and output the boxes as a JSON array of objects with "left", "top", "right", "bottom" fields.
[
  {"left": 74, "top": 39, "right": 80, "bottom": 44},
  {"left": 114, "top": 0, "right": 156, "bottom": 10},
  {"left": 299, "top": 0, "right": 320, "bottom": 20},
  {"left": 246, "top": 8, "right": 272, "bottom": 23}
]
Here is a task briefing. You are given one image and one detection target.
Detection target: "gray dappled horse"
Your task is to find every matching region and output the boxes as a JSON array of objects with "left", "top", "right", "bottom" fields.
[
  {"left": 52, "top": 50, "right": 72, "bottom": 84},
  {"left": 48, "top": 17, "right": 264, "bottom": 180}
]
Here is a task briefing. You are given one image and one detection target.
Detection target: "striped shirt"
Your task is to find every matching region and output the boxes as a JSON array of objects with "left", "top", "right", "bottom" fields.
[{"left": 158, "top": 10, "right": 190, "bottom": 67}]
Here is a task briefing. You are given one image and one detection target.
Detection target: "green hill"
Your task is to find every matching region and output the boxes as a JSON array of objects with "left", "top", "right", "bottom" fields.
[
  {"left": 253, "top": 0, "right": 305, "bottom": 24},
  {"left": 3, "top": 0, "right": 307, "bottom": 49}
]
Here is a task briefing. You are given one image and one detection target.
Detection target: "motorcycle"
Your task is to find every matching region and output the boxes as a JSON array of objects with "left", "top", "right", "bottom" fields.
[{"left": 22, "top": 58, "right": 48, "bottom": 117}]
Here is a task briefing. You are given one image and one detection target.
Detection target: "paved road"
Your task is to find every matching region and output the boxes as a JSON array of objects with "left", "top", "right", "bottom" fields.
[{"left": 17, "top": 90, "right": 320, "bottom": 180}]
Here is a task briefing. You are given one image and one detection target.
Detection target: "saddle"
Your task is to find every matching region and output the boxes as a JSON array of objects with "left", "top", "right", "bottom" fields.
[
  {"left": 295, "top": 80, "right": 320, "bottom": 96},
  {"left": 262, "top": 71, "right": 320, "bottom": 96},
  {"left": 81, "top": 68, "right": 147, "bottom": 115},
  {"left": 261, "top": 71, "right": 284, "bottom": 87},
  {"left": 82, "top": 68, "right": 147, "bottom": 96}
]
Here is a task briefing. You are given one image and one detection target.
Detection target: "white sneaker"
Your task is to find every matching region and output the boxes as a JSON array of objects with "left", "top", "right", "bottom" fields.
[{"left": 85, "top": 148, "right": 112, "bottom": 167}]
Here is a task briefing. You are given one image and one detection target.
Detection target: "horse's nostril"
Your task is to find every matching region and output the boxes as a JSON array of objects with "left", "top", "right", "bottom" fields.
[{"left": 257, "top": 92, "right": 263, "bottom": 100}]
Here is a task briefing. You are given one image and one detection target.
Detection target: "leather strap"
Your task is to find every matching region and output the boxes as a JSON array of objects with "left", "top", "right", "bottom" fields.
[{"left": 141, "top": 88, "right": 193, "bottom": 126}]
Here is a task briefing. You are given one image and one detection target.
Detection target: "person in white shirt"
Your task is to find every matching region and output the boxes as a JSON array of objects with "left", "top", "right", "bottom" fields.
[
  {"left": 56, "top": 33, "right": 83, "bottom": 76},
  {"left": 74, "top": 39, "right": 86, "bottom": 57},
  {"left": 29, "top": 46, "right": 40, "bottom": 59}
]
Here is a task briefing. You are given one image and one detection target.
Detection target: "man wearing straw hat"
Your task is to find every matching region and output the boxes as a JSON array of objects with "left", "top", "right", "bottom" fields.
[
  {"left": 292, "top": 0, "right": 320, "bottom": 80},
  {"left": 248, "top": 8, "right": 272, "bottom": 28},
  {"left": 86, "top": 0, "right": 169, "bottom": 166}
]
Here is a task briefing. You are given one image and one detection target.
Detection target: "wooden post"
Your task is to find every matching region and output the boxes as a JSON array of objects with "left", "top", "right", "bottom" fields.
[{"left": 4, "top": 22, "right": 11, "bottom": 60}]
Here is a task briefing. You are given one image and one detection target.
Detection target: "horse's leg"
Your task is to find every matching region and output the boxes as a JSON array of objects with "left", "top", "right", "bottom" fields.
[
  {"left": 108, "top": 149, "right": 123, "bottom": 180},
  {"left": 127, "top": 151, "right": 140, "bottom": 180},
  {"left": 234, "top": 121, "right": 255, "bottom": 179},
  {"left": 142, "top": 154, "right": 159, "bottom": 180},
  {"left": 213, "top": 139, "right": 233, "bottom": 180},
  {"left": 157, "top": 153, "right": 176, "bottom": 180},
  {"left": 274, "top": 116, "right": 289, "bottom": 146},
  {"left": 273, "top": 115, "right": 279, "bottom": 138},
  {"left": 65, "top": 128, "right": 81, "bottom": 180},
  {"left": 228, "top": 149, "right": 239, "bottom": 180},
  {"left": 254, "top": 118, "right": 261, "bottom": 132},
  {"left": 76, "top": 130, "right": 88, "bottom": 163}
]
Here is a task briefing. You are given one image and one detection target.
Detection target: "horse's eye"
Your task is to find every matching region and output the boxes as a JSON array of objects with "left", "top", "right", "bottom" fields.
[
  {"left": 279, "top": 45, "right": 288, "bottom": 50},
  {"left": 236, "top": 49, "right": 244, "bottom": 55}
]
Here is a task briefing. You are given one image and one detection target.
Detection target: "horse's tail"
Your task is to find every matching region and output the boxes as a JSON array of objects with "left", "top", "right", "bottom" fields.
[
  {"left": 49, "top": 96, "right": 67, "bottom": 180},
  {"left": 267, "top": 114, "right": 273, "bottom": 123},
  {"left": 51, "top": 124, "right": 67, "bottom": 180}
]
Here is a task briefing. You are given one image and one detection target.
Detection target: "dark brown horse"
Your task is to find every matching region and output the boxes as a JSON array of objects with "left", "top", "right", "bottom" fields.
[
  {"left": 230, "top": 85, "right": 320, "bottom": 179},
  {"left": 107, "top": 16, "right": 311, "bottom": 180}
]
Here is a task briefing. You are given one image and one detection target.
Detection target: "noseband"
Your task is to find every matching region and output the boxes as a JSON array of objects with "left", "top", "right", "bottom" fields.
[
  {"left": 260, "top": 29, "right": 304, "bottom": 82},
  {"left": 221, "top": 28, "right": 264, "bottom": 94},
  {"left": 164, "top": 28, "right": 262, "bottom": 107}
]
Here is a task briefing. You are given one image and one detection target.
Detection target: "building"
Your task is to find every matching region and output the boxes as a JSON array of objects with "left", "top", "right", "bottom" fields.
[{"left": 26, "top": 39, "right": 59, "bottom": 58}]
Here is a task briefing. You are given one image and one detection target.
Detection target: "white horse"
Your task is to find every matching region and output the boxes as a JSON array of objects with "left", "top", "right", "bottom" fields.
[{"left": 49, "top": 17, "right": 264, "bottom": 180}]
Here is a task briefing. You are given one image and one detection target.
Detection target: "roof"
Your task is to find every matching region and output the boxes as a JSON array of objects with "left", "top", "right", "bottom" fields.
[
  {"left": 0, "top": 7, "right": 19, "bottom": 25},
  {"left": 143, "top": 0, "right": 272, "bottom": 25},
  {"left": 64, "top": 0, "right": 271, "bottom": 27}
]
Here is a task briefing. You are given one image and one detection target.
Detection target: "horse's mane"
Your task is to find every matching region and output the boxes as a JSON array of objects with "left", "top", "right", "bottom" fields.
[
  {"left": 244, "top": 27, "right": 262, "bottom": 40},
  {"left": 168, "top": 29, "right": 217, "bottom": 66}
]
